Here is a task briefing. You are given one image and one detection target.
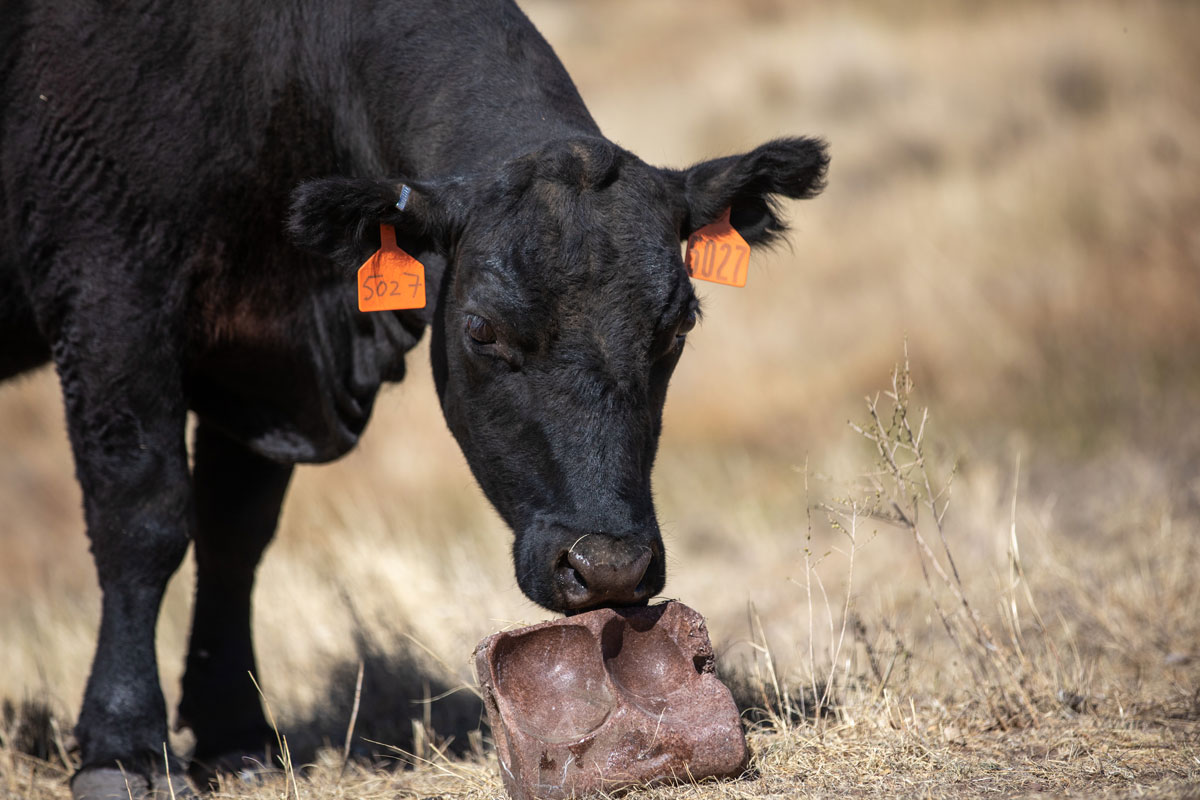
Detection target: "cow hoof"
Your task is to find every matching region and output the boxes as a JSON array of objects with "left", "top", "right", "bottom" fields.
[
  {"left": 71, "top": 765, "right": 196, "bottom": 800},
  {"left": 188, "top": 750, "right": 275, "bottom": 789}
]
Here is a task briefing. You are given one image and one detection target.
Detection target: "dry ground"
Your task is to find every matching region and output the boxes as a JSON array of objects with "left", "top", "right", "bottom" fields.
[{"left": 2, "top": 1, "right": 1199, "bottom": 798}]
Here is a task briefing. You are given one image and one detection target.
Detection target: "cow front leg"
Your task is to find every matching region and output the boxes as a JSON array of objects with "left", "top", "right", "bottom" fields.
[
  {"left": 57, "top": 333, "right": 195, "bottom": 799},
  {"left": 179, "top": 420, "right": 292, "bottom": 784}
]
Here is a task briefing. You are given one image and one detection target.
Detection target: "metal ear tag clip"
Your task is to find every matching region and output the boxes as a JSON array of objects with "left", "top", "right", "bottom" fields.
[{"left": 396, "top": 184, "right": 412, "bottom": 211}]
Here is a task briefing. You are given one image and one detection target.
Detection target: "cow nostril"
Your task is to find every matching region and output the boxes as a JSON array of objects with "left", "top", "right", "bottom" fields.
[
  {"left": 569, "top": 564, "right": 589, "bottom": 590},
  {"left": 555, "top": 552, "right": 590, "bottom": 589}
]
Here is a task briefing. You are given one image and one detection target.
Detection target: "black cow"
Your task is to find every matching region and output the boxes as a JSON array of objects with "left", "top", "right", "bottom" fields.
[{"left": 0, "top": 0, "right": 827, "bottom": 796}]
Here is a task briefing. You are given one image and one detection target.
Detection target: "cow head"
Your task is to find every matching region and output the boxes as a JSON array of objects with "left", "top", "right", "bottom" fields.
[{"left": 289, "top": 136, "right": 827, "bottom": 613}]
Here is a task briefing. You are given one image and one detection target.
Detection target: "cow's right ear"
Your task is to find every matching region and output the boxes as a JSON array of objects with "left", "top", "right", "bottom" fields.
[{"left": 287, "top": 177, "right": 462, "bottom": 268}]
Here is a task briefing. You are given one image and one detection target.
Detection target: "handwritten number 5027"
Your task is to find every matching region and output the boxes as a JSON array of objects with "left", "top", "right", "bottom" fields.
[{"left": 361, "top": 274, "right": 421, "bottom": 300}]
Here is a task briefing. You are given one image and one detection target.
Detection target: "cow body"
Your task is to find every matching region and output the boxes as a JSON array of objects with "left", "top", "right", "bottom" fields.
[
  {"left": 3, "top": 0, "right": 593, "bottom": 462},
  {"left": 1, "top": 1, "right": 827, "bottom": 796}
]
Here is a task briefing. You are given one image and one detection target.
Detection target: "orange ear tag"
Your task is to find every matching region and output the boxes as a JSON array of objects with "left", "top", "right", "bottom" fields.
[
  {"left": 357, "top": 225, "right": 426, "bottom": 311},
  {"left": 684, "top": 208, "right": 751, "bottom": 287}
]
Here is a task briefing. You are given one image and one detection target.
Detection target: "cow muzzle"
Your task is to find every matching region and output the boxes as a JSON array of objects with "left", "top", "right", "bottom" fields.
[{"left": 554, "top": 533, "right": 656, "bottom": 612}]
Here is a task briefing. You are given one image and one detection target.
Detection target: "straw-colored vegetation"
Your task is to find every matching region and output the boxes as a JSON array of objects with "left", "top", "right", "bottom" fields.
[{"left": 2, "top": 1, "right": 1198, "bottom": 797}]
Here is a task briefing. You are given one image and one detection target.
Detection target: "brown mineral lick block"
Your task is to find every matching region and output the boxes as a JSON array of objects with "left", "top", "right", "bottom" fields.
[{"left": 474, "top": 601, "right": 748, "bottom": 800}]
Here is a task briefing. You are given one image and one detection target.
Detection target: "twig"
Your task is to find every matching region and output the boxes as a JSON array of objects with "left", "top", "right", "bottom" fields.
[
  {"left": 162, "top": 743, "right": 176, "bottom": 800},
  {"left": 339, "top": 659, "right": 365, "bottom": 782}
]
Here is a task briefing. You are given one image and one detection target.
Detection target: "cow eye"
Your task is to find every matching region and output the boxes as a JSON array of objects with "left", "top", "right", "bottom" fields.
[
  {"left": 677, "top": 308, "right": 698, "bottom": 337},
  {"left": 465, "top": 314, "right": 497, "bottom": 344}
]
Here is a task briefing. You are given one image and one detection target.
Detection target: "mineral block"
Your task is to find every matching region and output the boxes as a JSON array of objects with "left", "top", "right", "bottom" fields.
[{"left": 474, "top": 601, "right": 748, "bottom": 800}]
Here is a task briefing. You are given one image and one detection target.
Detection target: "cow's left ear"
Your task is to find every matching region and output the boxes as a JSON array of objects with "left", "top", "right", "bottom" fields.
[
  {"left": 673, "top": 136, "right": 829, "bottom": 246},
  {"left": 287, "top": 176, "right": 463, "bottom": 269}
]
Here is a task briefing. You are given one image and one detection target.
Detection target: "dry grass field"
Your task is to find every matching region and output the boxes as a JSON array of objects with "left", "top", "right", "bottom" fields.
[{"left": 3, "top": 1, "right": 1199, "bottom": 797}]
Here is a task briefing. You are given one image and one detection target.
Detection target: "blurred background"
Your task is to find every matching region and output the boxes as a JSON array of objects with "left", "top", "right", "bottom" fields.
[{"left": 2, "top": 0, "right": 1197, "bottom": 758}]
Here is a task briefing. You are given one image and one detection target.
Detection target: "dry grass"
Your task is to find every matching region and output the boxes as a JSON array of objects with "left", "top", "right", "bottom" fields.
[{"left": 2, "top": 1, "right": 1199, "bottom": 798}]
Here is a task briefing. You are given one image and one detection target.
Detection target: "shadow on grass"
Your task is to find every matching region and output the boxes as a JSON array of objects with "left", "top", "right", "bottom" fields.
[
  {"left": 717, "top": 663, "right": 837, "bottom": 729},
  {"left": 2, "top": 697, "right": 67, "bottom": 765},
  {"left": 2, "top": 629, "right": 487, "bottom": 776},
  {"left": 281, "top": 625, "right": 486, "bottom": 766}
]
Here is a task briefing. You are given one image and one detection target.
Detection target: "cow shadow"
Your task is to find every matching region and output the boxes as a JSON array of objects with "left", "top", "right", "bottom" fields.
[
  {"left": 1, "top": 633, "right": 487, "bottom": 780},
  {"left": 281, "top": 626, "right": 487, "bottom": 768}
]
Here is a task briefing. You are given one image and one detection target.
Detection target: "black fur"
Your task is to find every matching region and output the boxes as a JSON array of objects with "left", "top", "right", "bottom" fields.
[
  {"left": 287, "top": 177, "right": 463, "bottom": 269},
  {"left": 0, "top": 0, "right": 827, "bottom": 790}
]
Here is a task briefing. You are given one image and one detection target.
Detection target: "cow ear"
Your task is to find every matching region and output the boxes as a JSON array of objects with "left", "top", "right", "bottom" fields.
[
  {"left": 675, "top": 136, "right": 829, "bottom": 246},
  {"left": 287, "top": 176, "right": 461, "bottom": 268}
]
